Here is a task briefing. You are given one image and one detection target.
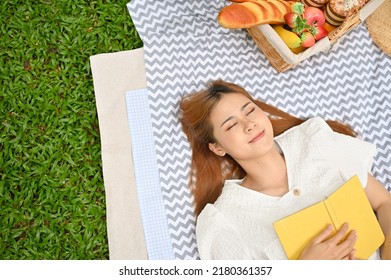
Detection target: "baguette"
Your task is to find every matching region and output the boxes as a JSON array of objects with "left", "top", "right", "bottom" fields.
[{"left": 218, "top": 0, "right": 296, "bottom": 29}]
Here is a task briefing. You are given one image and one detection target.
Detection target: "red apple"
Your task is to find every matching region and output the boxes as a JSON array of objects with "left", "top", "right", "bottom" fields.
[
  {"left": 313, "top": 26, "right": 328, "bottom": 41},
  {"left": 284, "top": 12, "right": 298, "bottom": 29},
  {"left": 300, "top": 32, "right": 315, "bottom": 48},
  {"left": 304, "top": 7, "right": 325, "bottom": 27}
]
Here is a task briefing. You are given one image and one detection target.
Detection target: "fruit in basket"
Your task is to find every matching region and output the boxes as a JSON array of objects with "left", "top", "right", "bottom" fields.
[
  {"left": 300, "top": 32, "right": 316, "bottom": 47},
  {"left": 303, "top": 6, "right": 326, "bottom": 27},
  {"left": 217, "top": 0, "right": 296, "bottom": 29},
  {"left": 276, "top": 2, "right": 329, "bottom": 50},
  {"left": 285, "top": 5, "right": 326, "bottom": 29},
  {"left": 323, "top": 22, "right": 337, "bottom": 33},
  {"left": 313, "top": 26, "right": 328, "bottom": 40},
  {"left": 284, "top": 12, "right": 299, "bottom": 29},
  {"left": 288, "top": 3, "right": 326, "bottom": 34},
  {"left": 290, "top": 45, "right": 305, "bottom": 54},
  {"left": 273, "top": 25, "right": 302, "bottom": 48}
]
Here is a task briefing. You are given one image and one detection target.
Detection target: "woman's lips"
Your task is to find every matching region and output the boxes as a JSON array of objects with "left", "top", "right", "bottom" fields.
[{"left": 249, "top": 130, "right": 265, "bottom": 143}]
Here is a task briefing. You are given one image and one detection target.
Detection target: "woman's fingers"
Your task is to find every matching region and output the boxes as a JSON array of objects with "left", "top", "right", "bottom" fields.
[
  {"left": 335, "top": 230, "right": 357, "bottom": 258},
  {"left": 311, "top": 224, "right": 334, "bottom": 244},
  {"left": 327, "top": 222, "right": 349, "bottom": 244},
  {"left": 324, "top": 223, "right": 357, "bottom": 259},
  {"left": 300, "top": 223, "right": 358, "bottom": 260},
  {"left": 348, "top": 249, "right": 357, "bottom": 260},
  {"left": 313, "top": 223, "right": 357, "bottom": 259}
]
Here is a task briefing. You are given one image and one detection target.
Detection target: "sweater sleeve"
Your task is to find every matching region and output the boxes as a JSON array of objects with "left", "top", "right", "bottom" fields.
[
  {"left": 196, "top": 204, "right": 255, "bottom": 260},
  {"left": 302, "top": 117, "right": 376, "bottom": 187}
]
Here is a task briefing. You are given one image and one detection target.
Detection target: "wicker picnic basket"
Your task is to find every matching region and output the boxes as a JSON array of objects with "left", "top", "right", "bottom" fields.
[
  {"left": 366, "top": 0, "right": 391, "bottom": 56},
  {"left": 247, "top": 0, "right": 385, "bottom": 72}
]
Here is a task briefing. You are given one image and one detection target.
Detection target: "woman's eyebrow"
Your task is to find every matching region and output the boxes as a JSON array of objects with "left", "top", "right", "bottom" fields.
[{"left": 220, "top": 102, "right": 252, "bottom": 127}]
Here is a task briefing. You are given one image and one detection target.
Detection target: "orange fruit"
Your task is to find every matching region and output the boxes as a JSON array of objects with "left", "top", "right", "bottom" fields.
[{"left": 323, "top": 22, "right": 337, "bottom": 33}]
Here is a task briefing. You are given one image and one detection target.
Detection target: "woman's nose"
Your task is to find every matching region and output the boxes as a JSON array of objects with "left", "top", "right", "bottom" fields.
[{"left": 244, "top": 120, "right": 256, "bottom": 132}]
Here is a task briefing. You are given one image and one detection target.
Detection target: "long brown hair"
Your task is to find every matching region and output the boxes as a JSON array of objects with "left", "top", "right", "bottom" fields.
[{"left": 179, "top": 80, "right": 356, "bottom": 216}]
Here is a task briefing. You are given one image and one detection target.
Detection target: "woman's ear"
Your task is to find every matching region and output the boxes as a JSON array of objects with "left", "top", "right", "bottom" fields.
[{"left": 208, "top": 142, "right": 226, "bottom": 157}]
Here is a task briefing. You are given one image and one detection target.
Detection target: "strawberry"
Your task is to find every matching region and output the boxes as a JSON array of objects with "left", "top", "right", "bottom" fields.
[
  {"left": 300, "top": 32, "right": 315, "bottom": 48},
  {"left": 290, "top": 3, "right": 311, "bottom": 35},
  {"left": 284, "top": 12, "right": 299, "bottom": 29},
  {"left": 313, "top": 26, "right": 328, "bottom": 41}
]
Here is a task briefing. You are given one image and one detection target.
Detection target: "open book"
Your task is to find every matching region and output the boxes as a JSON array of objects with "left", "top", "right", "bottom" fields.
[{"left": 273, "top": 175, "right": 385, "bottom": 260}]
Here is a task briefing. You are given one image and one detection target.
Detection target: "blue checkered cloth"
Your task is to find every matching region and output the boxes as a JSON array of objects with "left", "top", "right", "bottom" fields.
[{"left": 125, "top": 88, "right": 175, "bottom": 260}]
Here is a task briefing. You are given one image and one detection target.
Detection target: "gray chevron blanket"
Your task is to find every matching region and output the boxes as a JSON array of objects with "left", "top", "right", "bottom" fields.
[{"left": 127, "top": 0, "right": 391, "bottom": 259}]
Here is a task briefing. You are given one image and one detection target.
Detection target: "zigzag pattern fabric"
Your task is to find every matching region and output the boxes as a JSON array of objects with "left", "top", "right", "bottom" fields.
[{"left": 127, "top": 0, "right": 391, "bottom": 260}]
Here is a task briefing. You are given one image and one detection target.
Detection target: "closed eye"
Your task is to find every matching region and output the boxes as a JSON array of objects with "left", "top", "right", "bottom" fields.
[
  {"left": 246, "top": 108, "right": 255, "bottom": 116},
  {"left": 226, "top": 123, "right": 237, "bottom": 131}
]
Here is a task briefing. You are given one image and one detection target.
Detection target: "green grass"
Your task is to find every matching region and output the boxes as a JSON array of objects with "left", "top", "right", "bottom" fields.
[{"left": 0, "top": 0, "right": 143, "bottom": 259}]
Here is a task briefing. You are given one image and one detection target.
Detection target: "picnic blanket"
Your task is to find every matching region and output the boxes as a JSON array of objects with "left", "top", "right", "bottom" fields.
[
  {"left": 90, "top": 49, "right": 148, "bottom": 260},
  {"left": 126, "top": 0, "right": 391, "bottom": 260}
]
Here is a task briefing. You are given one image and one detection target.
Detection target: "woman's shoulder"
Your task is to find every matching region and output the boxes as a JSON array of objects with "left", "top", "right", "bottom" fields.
[
  {"left": 196, "top": 204, "right": 229, "bottom": 244},
  {"left": 196, "top": 202, "right": 235, "bottom": 234},
  {"left": 301, "top": 116, "right": 331, "bottom": 130},
  {"left": 295, "top": 116, "right": 332, "bottom": 136},
  {"left": 275, "top": 116, "right": 331, "bottom": 143},
  {"left": 285, "top": 117, "right": 376, "bottom": 186},
  {"left": 197, "top": 203, "right": 220, "bottom": 221}
]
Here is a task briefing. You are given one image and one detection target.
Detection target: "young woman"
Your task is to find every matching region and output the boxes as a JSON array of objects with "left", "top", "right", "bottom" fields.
[{"left": 179, "top": 79, "right": 391, "bottom": 260}]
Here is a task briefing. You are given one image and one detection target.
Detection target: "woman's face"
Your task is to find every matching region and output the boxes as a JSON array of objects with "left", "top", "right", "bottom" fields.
[{"left": 208, "top": 93, "right": 274, "bottom": 162}]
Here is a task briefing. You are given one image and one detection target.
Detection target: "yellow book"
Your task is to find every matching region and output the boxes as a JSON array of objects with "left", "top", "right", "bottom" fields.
[{"left": 273, "top": 175, "right": 385, "bottom": 260}]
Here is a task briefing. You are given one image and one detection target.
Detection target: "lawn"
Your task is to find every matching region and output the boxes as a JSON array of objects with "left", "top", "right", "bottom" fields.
[{"left": 0, "top": 0, "right": 143, "bottom": 259}]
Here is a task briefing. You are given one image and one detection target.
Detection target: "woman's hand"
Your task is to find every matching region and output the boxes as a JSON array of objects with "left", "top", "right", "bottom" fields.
[{"left": 299, "top": 223, "right": 357, "bottom": 260}]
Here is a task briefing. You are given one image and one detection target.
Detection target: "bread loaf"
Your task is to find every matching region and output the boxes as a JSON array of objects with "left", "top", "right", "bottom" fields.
[{"left": 218, "top": 0, "right": 296, "bottom": 29}]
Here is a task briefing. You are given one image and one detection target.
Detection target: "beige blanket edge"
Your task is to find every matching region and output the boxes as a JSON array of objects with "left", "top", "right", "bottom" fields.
[{"left": 90, "top": 48, "right": 148, "bottom": 260}]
